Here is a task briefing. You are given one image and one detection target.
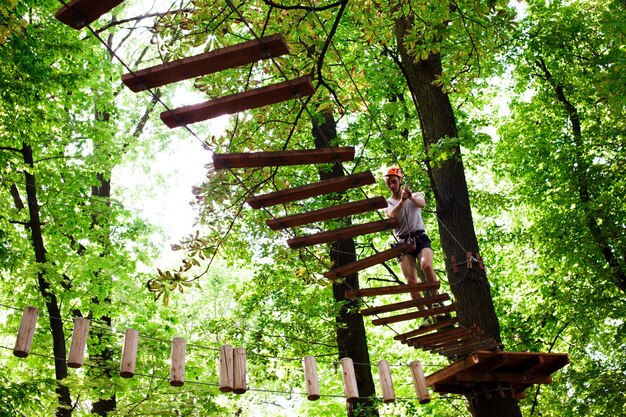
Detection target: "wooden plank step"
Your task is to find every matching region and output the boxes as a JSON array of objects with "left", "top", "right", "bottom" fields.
[
  {"left": 360, "top": 294, "right": 450, "bottom": 316},
  {"left": 123, "top": 34, "right": 289, "bottom": 92},
  {"left": 213, "top": 147, "right": 354, "bottom": 170},
  {"left": 161, "top": 76, "right": 315, "bottom": 128},
  {"left": 345, "top": 282, "right": 440, "bottom": 300},
  {"left": 287, "top": 218, "right": 398, "bottom": 249},
  {"left": 268, "top": 196, "right": 387, "bottom": 231},
  {"left": 371, "top": 304, "right": 456, "bottom": 326},
  {"left": 55, "top": 0, "right": 123, "bottom": 29},
  {"left": 405, "top": 326, "right": 470, "bottom": 347},
  {"left": 411, "top": 332, "right": 477, "bottom": 349},
  {"left": 247, "top": 171, "right": 375, "bottom": 209},
  {"left": 324, "top": 242, "right": 412, "bottom": 280},
  {"left": 393, "top": 318, "right": 458, "bottom": 341},
  {"left": 436, "top": 339, "right": 499, "bottom": 357}
]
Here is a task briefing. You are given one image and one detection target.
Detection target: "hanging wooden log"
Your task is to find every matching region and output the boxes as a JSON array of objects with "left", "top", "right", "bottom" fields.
[
  {"left": 287, "top": 218, "right": 398, "bottom": 249},
  {"left": 410, "top": 361, "right": 430, "bottom": 404},
  {"left": 55, "top": 0, "right": 124, "bottom": 29},
  {"left": 13, "top": 306, "right": 38, "bottom": 358},
  {"left": 120, "top": 328, "right": 139, "bottom": 378},
  {"left": 360, "top": 294, "right": 450, "bottom": 316},
  {"left": 170, "top": 337, "right": 186, "bottom": 387},
  {"left": 233, "top": 347, "right": 247, "bottom": 394},
  {"left": 67, "top": 317, "right": 90, "bottom": 368},
  {"left": 302, "top": 356, "right": 321, "bottom": 401},
  {"left": 371, "top": 304, "right": 456, "bottom": 326},
  {"left": 161, "top": 76, "right": 314, "bottom": 128},
  {"left": 123, "top": 34, "right": 289, "bottom": 92},
  {"left": 345, "top": 282, "right": 441, "bottom": 300},
  {"left": 213, "top": 147, "right": 354, "bottom": 170},
  {"left": 377, "top": 360, "right": 395, "bottom": 403},
  {"left": 267, "top": 196, "right": 387, "bottom": 230},
  {"left": 340, "top": 357, "right": 359, "bottom": 403},
  {"left": 323, "top": 242, "right": 412, "bottom": 280},
  {"left": 219, "top": 344, "right": 234, "bottom": 392},
  {"left": 247, "top": 171, "right": 375, "bottom": 209}
]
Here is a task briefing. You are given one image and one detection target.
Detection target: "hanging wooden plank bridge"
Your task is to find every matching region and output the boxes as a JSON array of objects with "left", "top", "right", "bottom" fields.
[{"left": 53, "top": 1, "right": 569, "bottom": 405}]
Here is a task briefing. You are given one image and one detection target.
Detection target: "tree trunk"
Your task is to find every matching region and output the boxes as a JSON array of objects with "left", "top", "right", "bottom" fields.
[
  {"left": 312, "top": 112, "right": 379, "bottom": 417},
  {"left": 394, "top": 16, "right": 523, "bottom": 417},
  {"left": 22, "top": 143, "right": 73, "bottom": 417}
]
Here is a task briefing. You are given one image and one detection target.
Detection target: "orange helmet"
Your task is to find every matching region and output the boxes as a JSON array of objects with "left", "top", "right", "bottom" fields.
[{"left": 384, "top": 166, "right": 402, "bottom": 179}]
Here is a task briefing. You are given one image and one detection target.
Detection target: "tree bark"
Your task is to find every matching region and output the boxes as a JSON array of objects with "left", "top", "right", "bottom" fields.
[
  {"left": 394, "top": 15, "right": 523, "bottom": 417},
  {"left": 312, "top": 112, "right": 379, "bottom": 417},
  {"left": 22, "top": 143, "right": 73, "bottom": 417}
]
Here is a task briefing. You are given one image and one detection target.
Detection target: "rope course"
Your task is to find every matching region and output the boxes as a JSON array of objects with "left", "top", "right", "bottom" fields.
[{"left": 35, "top": 0, "right": 571, "bottom": 407}]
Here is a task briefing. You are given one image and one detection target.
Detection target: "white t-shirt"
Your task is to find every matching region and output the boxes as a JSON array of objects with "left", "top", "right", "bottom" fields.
[{"left": 387, "top": 197, "right": 426, "bottom": 238}]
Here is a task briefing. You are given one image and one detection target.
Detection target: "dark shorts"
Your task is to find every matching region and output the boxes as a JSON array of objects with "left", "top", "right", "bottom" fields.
[{"left": 397, "top": 231, "right": 431, "bottom": 260}]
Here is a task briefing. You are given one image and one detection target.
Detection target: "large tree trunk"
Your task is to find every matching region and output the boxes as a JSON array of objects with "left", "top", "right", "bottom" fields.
[
  {"left": 22, "top": 144, "right": 73, "bottom": 417},
  {"left": 312, "top": 112, "right": 379, "bottom": 417},
  {"left": 394, "top": 17, "right": 523, "bottom": 417}
]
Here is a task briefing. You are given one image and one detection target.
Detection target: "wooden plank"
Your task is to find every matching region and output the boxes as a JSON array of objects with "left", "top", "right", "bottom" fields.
[
  {"left": 372, "top": 304, "right": 456, "bottom": 326},
  {"left": 360, "top": 294, "right": 450, "bottom": 316},
  {"left": 425, "top": 354, "right": 481, "bottom": 387},
  {"left": 247, "top": 171, "right": 375, "bottom": 209},
  {"left": 324, "top": 242, "right": 412, "bottom": 279},
  {"left": 437, "top": 339, "right": 498, "bottom": 357},
  {"left": 287, "top": 218, "right": 398, "bottom": 249},
  {"left": 123, "top": 34, "right": 289, "bottom": 92},
  {"left": 214, "top": 146, "right": 354, "bottom": 170},
  {"left": 55, "top": 0, "right": 123, "bottom": 29},
  {"left": 345, "top": 282, "right": 441, "bottom": 300},
  {"left": 456, "top": 371, "right": 553, "bottom": 385},
  {"left": 394, "top": 318, "right": 458, "bottom": 341},
  {"left": 268, "top": 196, "right": 387, "bottom": 231},
  {"left": 161, "top": 76, "right": 314, "bottom": 128},
  {"left": 414, "top": 333, "right": 477, "bottom": 350},
  {"left": 406, "top": 327, "right": 469, "bottom": 347}
]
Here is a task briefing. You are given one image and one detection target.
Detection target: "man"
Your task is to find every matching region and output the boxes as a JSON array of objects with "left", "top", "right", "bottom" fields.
[{"left": 384, "top": 167, "right": 439, "bottom": 299}]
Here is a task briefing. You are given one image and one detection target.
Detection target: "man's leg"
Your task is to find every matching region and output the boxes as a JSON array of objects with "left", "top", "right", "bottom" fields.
[
  {"left": 399, "top": 254, "right": 422, "bottom": 301},
  {"left": 418, "top": 247, "right": 439, "bottom": 295}
]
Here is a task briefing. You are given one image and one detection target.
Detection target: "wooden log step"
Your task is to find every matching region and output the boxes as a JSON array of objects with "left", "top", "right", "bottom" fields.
[
  {"left": 324, "top": 242, "right": 412, "bottom": 280},
  {"left": 123, "top": 34, "right": 289, "bottom": 92},
  {"left": 161, "top": 76, "right": 314, "bottom": 128},
  {"left": 371, "top": 304, "right": 456, "bottom": 326},
  {"left": 393, "top": 317, "right": 458, "bottom": 341},
  {"left": 247, "top": 171, "right": 375, "bottom": 209},
  {"left": 268, "top": 196, "right": 387, "bottom": 231},
  {"left": 345, "top": 282, "right": 440, "bottom": 300},
  {"left": 55, "top": 0, "right": 123, "bottom": 29},
  {"left": 287, "top": 218, "right": 397, "bottom": 249},
  {"left": 213, "top": 147, "right": 354, "bottom": 170},
  {"left": 360, "top": 294, "right": 450, "bottom": 316}
]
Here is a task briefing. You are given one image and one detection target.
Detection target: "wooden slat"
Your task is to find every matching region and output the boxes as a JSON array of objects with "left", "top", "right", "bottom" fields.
[
  {"left": 214, "top": 146, "right": 354, "bottom": 170},
  {"left": 324, "top": 242, "right": 412, "bottom": 280},
  {"left": 412, "top": 333, "right": 477, "bottom": 349},
  {"left": 426, "top": 354, "right": 481, "bottom": 387},
  {"left": 360, "top": 294, "right": 450, "bottom": 316},
  {"left": 161, "top": 76, "right": 314, "bottom": 128},
  {"left": 456, "top": 371, "right": 553, "bottom": 385},
  {"left": 437, "top": 339, "right": 499, "bottom": 357},
  {"left": 405, "top": 327, "right": 469, "bottom": 347},
  {"left": 287, "top": 218, "right": 397, "bottom": 249},
  {"left": 268, "top": 196, "right": 387, "bottom": 231},
  {"left": 345, "top": 282, "right": 441, "bottom": 300},
  {"left": 394, "top": 318, "right": 458, "bottom": 341},
  {"left": 247, "top": 171, "right": 375, "bottom": 209},
  {"left": 55, "top": 0, "right": 123, "bottom": 29},
  {"left": 123, "top": 35, "right": 289, "bottom": 92},
  {"left": 371, "top": 304, "right": 456, "bottom": 326}
]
